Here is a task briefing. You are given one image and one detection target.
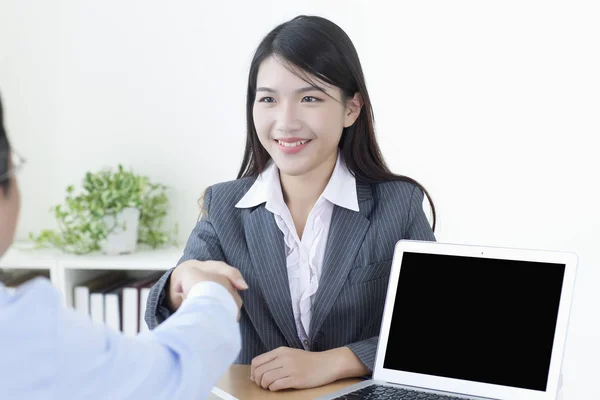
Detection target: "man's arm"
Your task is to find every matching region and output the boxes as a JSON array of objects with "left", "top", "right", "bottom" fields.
[
  {"left": 61, "top": 279, "right": 240, "bottom": 399},
  {"left": 0, "top": 277, "right": 240, "bottom": 400}
]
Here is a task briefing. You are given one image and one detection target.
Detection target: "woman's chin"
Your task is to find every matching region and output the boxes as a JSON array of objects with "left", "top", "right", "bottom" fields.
[
  {"left": 270, "top": 153, "right": 312, "bottom": 177},
  {"left": 277, "top": 164, "right": 311, "bottom": 177}
]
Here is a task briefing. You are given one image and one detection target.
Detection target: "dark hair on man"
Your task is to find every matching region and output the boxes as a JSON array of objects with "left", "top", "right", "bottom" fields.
[{"left": 0, "top": 93, "right": 13, "bottom": 192}]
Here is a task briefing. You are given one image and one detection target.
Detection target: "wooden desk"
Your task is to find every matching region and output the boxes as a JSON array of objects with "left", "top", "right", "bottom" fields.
[{"left": 209, "top": 365, "right": 362, "bottom": 399}]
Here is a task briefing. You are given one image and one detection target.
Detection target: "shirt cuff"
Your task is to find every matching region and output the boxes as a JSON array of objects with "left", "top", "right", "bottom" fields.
[{"left": 185, "top": 281, "right": 238, "bottom": 320}]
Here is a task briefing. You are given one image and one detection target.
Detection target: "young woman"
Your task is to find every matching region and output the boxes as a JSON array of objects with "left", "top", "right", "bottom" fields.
[{"left": 146, "top": 15, "right": 436, "bottom": 391}]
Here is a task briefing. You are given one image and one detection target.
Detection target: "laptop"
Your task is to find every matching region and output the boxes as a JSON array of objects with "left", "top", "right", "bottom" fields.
[{"left": 318, "top": 240, "right": 577, "bottom": 400}]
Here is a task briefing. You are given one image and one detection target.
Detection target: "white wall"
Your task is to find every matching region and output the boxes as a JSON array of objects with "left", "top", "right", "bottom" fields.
[
  {"left": 0, "top": 0, "right": 369, "bottom": 241},
  {"left": 1, "top": 1, "right": 599, "bottom": 397}
]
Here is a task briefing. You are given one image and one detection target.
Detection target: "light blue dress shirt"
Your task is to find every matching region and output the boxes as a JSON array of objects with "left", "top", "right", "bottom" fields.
[{"left": 0, "top": 277, "right": 241, "bottom": 400}]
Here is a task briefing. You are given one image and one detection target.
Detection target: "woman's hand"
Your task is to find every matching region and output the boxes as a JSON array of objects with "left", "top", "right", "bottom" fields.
[
  {"left": 251, "top": 346, "right": 369, "bottom": 391},
  {"left": 168, "top": 260, "right": 248, "bottom": 312},
  {"left": 249, "top": 347, "right": 346, "bottom": 391}
]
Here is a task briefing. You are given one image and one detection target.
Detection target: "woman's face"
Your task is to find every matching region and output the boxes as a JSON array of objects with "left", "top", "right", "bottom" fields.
[{"left": 253, "top": 56, "right": 361, "bottom": 178}]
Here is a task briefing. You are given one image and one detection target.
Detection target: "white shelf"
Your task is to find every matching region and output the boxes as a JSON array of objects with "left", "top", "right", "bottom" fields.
[
  {"left": 1, "top": 243, "right": 183, "bottom": 270},
  {"left": 0, "top": 246, "right": 57, "bottom": 270},
  {"left": 59, "top": 248, "right": 184, "bottom": 270},
  {"left": 1, "top": 242, "right": 184, "bottom": 306}
]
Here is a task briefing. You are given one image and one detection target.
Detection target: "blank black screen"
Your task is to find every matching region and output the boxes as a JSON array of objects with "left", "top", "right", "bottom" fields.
[{"left": 383, "top": 252, "right": 565, "bottom": 391}]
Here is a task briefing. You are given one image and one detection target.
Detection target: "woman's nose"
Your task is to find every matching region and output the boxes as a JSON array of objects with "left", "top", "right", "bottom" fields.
[{"left": 276, "top": 102, "right": 302, "bottom": 133}]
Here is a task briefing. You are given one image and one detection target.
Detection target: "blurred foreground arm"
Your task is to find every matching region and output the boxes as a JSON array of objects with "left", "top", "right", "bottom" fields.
[{"left": 0, "top": 271, "right": 244, "bottom": 400}]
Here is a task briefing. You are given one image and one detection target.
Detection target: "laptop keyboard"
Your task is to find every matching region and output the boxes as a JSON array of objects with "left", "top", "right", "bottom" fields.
[{"left": 332, "top": 384, "right": 475, "bottom": 399}]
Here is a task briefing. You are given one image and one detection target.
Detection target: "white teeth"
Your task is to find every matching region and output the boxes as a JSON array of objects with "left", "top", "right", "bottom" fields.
[{"left": 277, "top": 140, "right": 308, "bottom": 147}]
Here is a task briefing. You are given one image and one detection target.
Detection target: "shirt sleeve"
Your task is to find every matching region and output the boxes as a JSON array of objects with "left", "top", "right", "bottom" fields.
[{"left": 0, "top": 278, "right": 240, "bottom": 400}]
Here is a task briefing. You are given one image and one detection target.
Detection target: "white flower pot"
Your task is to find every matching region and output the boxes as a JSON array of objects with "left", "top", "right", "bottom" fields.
[{"left": 100, "top": 207, "right": 141, "bottom": 255}]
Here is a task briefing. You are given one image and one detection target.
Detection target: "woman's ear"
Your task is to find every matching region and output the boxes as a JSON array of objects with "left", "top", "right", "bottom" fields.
[{"left": 343, "top": 92, "right": 364, "bottom": 128}]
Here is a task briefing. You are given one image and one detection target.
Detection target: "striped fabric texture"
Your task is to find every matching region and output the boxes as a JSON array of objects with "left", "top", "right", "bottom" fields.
[{"left": 146, "top": 177, "right": 435, "bottom": 372}]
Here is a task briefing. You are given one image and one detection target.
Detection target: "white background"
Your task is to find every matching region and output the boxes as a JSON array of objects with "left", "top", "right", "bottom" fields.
[{"left": 1, "top": 1, "right": 598, "bottom": 398}]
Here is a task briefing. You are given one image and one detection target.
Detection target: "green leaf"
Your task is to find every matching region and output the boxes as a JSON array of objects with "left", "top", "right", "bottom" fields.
[{"left": 30, "top": 164, "right": 175, "bottom": 254}]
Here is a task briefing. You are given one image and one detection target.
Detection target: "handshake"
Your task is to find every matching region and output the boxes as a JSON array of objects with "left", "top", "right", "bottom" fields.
[{"left": 168, "top": 260, "right": 249, "bottom": 319}]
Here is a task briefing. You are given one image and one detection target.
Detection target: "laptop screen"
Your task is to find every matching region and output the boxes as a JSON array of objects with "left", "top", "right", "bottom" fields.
[{"left": 383, "top": 252, "right": 566, "bottom": 392}]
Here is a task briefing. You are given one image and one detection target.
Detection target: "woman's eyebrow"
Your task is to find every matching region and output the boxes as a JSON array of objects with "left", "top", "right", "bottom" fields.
[
  {"left": 295, "top": 86, "right": 327, "bottom": 94},
  {"left": 255, "top": 85, "right": 327, "bottom": 94},
  {"left": 256, "top": 87, "right": 276, "bottom": 93}
]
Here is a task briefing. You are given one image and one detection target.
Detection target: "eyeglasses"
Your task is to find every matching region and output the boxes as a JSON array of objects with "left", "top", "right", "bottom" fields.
[{"left": 0, "top": 150, "right": 26, "bottom": 183}]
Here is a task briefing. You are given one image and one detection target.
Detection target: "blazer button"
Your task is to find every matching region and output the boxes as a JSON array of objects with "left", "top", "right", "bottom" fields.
[
  {"left": 303, "top": 339, "right": 310, "bottom": 346},
  {"left": 314, "top": 331, "right": 324, "bottom": 343}
]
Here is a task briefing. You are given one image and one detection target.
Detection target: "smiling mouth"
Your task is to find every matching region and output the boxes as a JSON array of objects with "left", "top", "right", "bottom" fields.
[{"left": 275, "top": 139, "right": 311, "bottom": 148}]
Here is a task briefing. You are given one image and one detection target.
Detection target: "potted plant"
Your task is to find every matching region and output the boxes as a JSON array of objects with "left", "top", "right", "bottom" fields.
[{"left": 30, "top": 165, "right": 176, "bottom": 255}]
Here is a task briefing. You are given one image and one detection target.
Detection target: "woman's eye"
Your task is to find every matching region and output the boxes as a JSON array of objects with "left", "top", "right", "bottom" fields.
[
  {"left": 258, "top": 97, "right": 276, "bottom": 103},
  {"left": 302, "top": 96, "right": 320, "bottom": 103}
]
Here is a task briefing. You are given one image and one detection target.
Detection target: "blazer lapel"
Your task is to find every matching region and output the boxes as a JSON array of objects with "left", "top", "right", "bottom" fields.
[
  {"left": 244, "top": 206, "right": 303, "bottom": 349},
  {"left": 309, "top": 182, "right": 372, "bottom": 341}
]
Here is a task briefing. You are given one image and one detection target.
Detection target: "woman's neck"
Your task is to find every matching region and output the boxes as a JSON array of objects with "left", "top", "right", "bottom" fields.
[{"left": 280, "top": 154, "right": 337, "bottom": 214}]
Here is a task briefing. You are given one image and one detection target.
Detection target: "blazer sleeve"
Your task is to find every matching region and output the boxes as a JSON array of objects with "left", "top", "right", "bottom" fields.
[
  {"left": 405, "top": 184, "right": 436, "bottom": 242},
  {"left": 346, "top": 184, "right": 436, "bottom": 372},
  {"left": 145, "top": 186, "right": 226, "bottom": 329}
]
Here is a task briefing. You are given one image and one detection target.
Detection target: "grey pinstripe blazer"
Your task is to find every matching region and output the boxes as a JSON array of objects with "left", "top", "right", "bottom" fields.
[{"left": 145, "top": 177, "right": 435, "bottom": 372}]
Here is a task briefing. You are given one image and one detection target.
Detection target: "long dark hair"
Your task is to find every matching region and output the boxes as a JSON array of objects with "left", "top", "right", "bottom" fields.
[{"left": 236, "top": 15, "right": 436, "bottom": 230}]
